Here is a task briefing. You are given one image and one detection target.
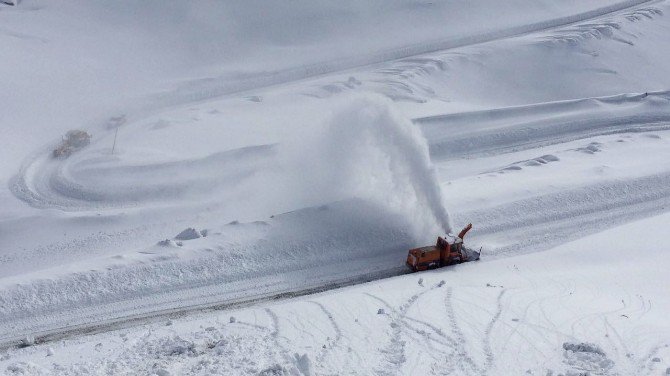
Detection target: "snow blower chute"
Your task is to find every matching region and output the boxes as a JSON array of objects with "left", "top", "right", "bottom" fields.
[{"left": 406, "top": 223, "right": 480, "bottom": 272}]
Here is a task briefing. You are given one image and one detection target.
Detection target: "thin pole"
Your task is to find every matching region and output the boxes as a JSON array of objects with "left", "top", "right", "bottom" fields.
[{"left": 111, "top": 126, "right": 119, "bottom": 154}]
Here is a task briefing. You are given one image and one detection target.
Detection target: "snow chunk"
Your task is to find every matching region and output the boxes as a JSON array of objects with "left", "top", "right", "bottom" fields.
[
  {"left": 258, "top": 364, "right": 289, "bottom": 375},
  {"left": 18, "top": 335, "right": 35, "bottom": 348},
  {"left": 294, "top": 353, "right": 313, "bottom": 376},
  {"left": 377, "top": 308, "right": 385, "bottom": 315},
  {"left": 145, "top": 336, "right": 197, "bottom": 357},
  {"left": 562, "top": 342, "right": 605, "bottom": 356},
  {"left": 562, "top": 342, "right": 614, "bottom": 374},
  {"left": 152, "top": 368, "right": 171, "bottom": 376},
  {"left": 541, "top": 154, "right": 560, "bottom": 162},
  {"left": 157, "top": 239, "right": 179, "bottom": 247},
  {"left": 6, "top": 362, "right": 45, "bottom": 374},
  {"left": 175, "top": 228, "right": 203, "bottom": 240}
]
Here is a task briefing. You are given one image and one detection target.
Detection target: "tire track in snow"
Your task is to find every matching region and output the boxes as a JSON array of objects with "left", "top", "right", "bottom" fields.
[
  {"left": 279, "top": 311, "right": 319, "bottom": 349},
  {"left": 308, "top": 301, "right": 343, "bottom": 367},
  {"left": 497, "top": 289, "right": 553, "bottom": 363},
  {"left": 366, "top": 282, "right": 460, "bottom": 375},
  {"left": 504, "top": 279, "right": 565, "bottom": 351},
  {"left": 10, "top": 144, "right": 275, "bottom": 211},
  {"left": 509, "top": 280, "right": 592, "bottom": 357},
  {"left": 444, "top": 287, "right": 482, "bottom": 374},
  {"left": 483, "top": 289, "right": 506, "bottom": 372},
  {"left": 264, "top": 308, "right": 294, "bottom": 365},
  {"left": 604, "top": 316, "right": 634, "bottom": 373},
  {"left": 366, "top": 293, "right": 410, "bottom": 376}
]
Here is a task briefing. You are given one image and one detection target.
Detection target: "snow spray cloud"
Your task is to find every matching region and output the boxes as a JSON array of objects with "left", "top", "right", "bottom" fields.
[{"left": 282, "top": 94, "right": 453, "bottom": 239}]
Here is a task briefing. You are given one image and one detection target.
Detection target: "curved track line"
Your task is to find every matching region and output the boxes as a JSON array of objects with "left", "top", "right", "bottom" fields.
[
  {"left": 264, "top": 308, "right": 293, "bottom": 365},
  {"left": 483, "top": 289, "right": 506, "bottom": 372},
  {"left": 308, "top": 301, "right": 343, "bottom": 367},
  {"left": 366, "top": 283, "right": 464, "bottom": 375},
  {"left": 9, "top": 144, "right": 275, "bottom": 211},
  {"left": 444, "top": 287, "right": 482, "bottom": 374}
]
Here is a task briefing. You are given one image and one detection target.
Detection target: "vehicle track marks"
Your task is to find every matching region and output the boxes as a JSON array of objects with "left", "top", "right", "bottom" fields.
[
  {"left": 444, "top": 287, "right": 482, "bottom": 374},
  {"left": 483, "top": 289, "right": 506, "bottom": 372},
  {"left": 264, "top": 308, "right": 293, "bottom": 364},
  {"left": 308, "top": 301, "right": 343, "bottom": 367},
  {"left": 366, "top": 293, "right": 410, "bottom": 376},
  {"left": 367, "top": 283, "right": 462, "bottom": 375}
]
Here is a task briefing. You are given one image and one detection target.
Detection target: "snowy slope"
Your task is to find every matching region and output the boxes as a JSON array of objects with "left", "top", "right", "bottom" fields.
[
  {"left": 1, "top": 0, "right": 670, "bottom": 373},
  {"left": 0, "top": 0, "right": 662, "bottom": 181},
  {"left": 2, "top": 213, "right": 669, "bottom": 375}
]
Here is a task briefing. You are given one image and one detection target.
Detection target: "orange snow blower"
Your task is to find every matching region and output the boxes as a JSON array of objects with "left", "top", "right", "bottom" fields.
[{"left": 406, "top": 223, "right": 480, "bottom": 272}]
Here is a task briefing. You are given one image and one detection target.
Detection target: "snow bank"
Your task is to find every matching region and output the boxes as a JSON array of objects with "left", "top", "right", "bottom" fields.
[{"left": 0, "top": 199, "right": 416, "bottom": 336}]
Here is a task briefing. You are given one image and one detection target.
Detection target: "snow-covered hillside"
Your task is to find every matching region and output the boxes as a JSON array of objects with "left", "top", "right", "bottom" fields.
[{"left": 1, "top": 0, "right": 669, "bottom": 374}]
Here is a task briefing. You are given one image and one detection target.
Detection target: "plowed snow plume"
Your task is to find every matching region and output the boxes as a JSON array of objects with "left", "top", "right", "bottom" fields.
[{"left": 280, "top": 95, "right": 452, "bottom": 238}]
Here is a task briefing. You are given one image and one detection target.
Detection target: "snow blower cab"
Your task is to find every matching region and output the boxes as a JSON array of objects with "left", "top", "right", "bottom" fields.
[{"left": 406, "top": 223, "right": 480, "bottom": 272}]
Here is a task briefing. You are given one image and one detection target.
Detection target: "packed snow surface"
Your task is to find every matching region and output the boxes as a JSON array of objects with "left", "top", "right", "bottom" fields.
[
  {"left": 1, "top": 0, "right": 670, "bottom": 374},
  {"left": 2, "top": 214, "right": 669, "bottom": 375}
]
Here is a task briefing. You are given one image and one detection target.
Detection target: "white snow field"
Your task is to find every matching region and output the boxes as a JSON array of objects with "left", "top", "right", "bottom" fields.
[
  {"left": 1, "top": 0, "right": 670, "bottom": 374},
  {"left": 2, "top": 214, "right": 670, "bottom": 375}
]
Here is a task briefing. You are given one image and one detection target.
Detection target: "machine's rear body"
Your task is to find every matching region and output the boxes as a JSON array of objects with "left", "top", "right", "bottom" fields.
[{"left": 406, "top": 224, "right": 479, "bottom": 272}]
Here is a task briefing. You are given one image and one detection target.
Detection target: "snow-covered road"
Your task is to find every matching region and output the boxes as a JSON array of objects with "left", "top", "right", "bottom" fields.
[{"left": 3, "top": 213, "right": 669, "bottom": 375}]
